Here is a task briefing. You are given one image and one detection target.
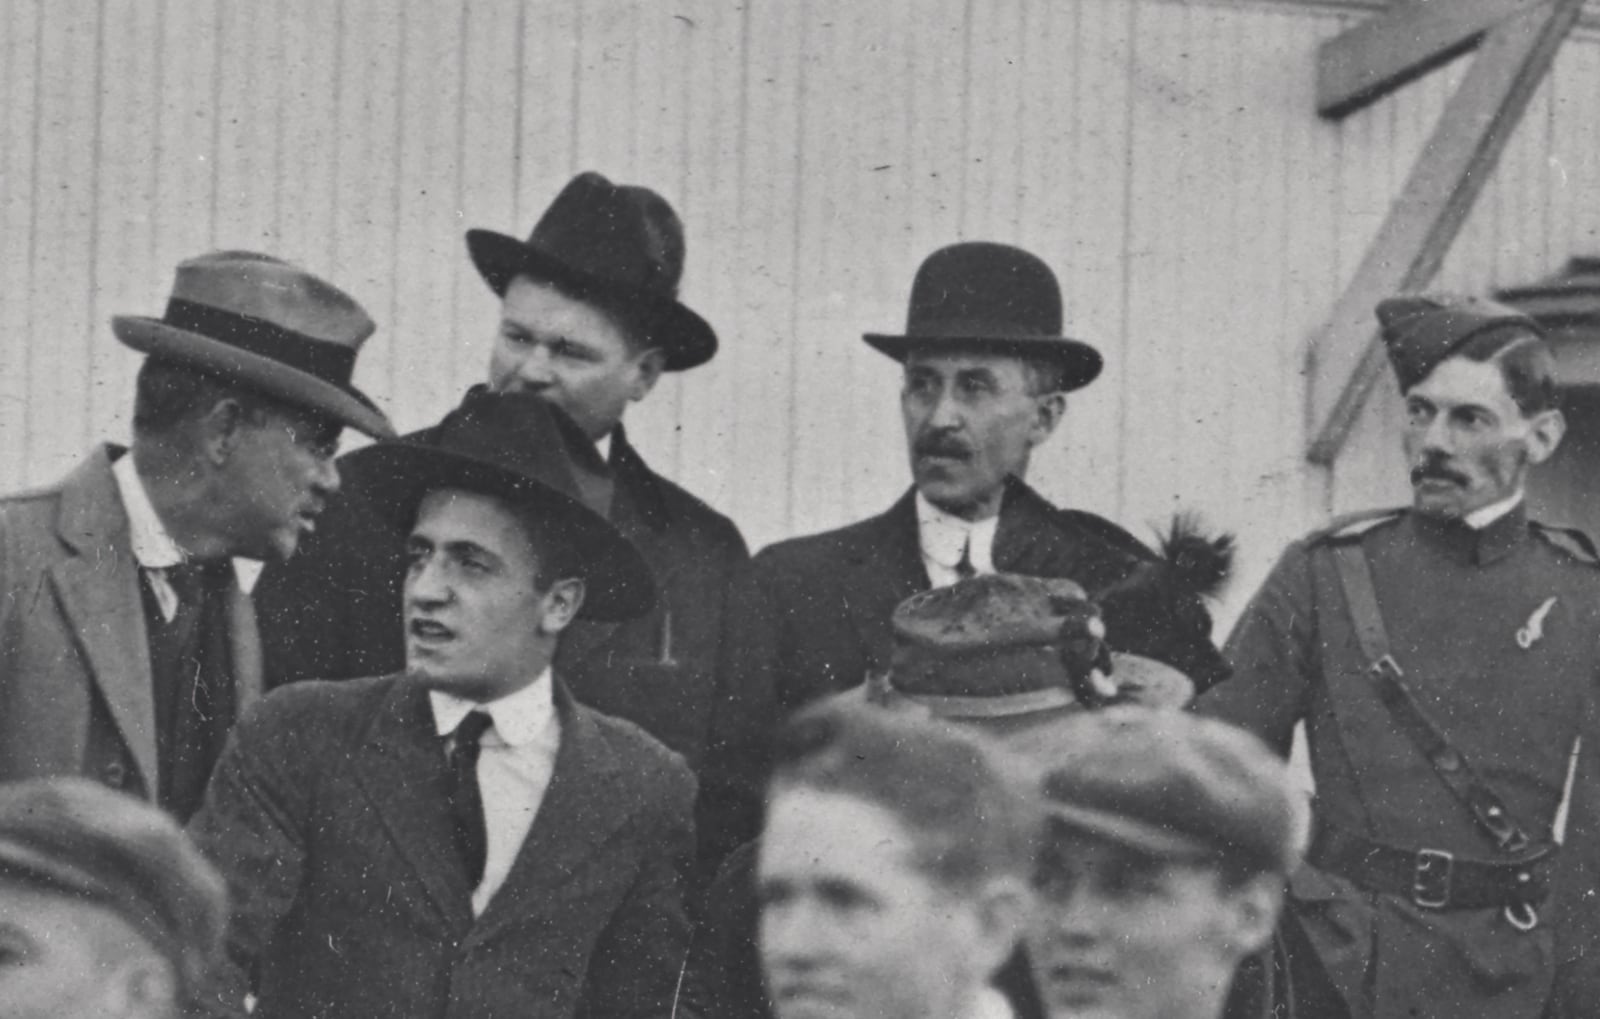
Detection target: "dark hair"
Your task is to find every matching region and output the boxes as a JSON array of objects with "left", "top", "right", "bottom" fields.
[
  {"left": 1454, "top": 326, "right": 1560, "bottom": 416},
  {"left": 1018, "top": 354, "right": 1068, "bottom": 396},
  {"left": 767, "top": 702, "right": 1037, "bottom": 892}
]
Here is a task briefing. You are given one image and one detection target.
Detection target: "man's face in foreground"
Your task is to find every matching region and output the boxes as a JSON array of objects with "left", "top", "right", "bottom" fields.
[
  {"left": 1402, "top": 355, "right": 1562, "bottom": 520},
  {"left": 758, "top": 786, "right": 1014, "bottom": 1019},
  {"left": 404, "top": 488, "right": 582, "bottom": 702},
  {"left": 901, "top": 350, "right": 1062, "bottom": 521},
  {"left": 0, "top": 879, "right": 174, "bottom": 1019},
  {"left": 1026, "top": 833, "right": 1277, "bottom": 1019}
]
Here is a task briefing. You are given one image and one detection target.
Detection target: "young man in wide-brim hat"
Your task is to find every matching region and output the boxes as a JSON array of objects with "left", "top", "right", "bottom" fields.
[
  {"left": 0, "top": 250, "right": 391, "bottom": 820},
  {"left": 188, "top": 387, "right": 697, "bottom": 1019},
  {"left": 708, "top": 241, "right": 1169, "bottom": 860},
  {"left": 253, "top": 171, "right": 751, "bottom": 795}
]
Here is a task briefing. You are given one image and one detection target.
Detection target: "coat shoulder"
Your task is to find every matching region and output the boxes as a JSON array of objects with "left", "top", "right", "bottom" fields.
[
  {"left": 642, "top": 471, "right": 747, "bottom": 553},
  {"left": 1048, "top": 507, "right": 1156, "bottom": 562},
  {"left": 583, "top": 704, "right": 697, "bottom": 803},
  {"left": 1529, "top": 520, "right": 1600, "bottom": 568},
  {"left": 1306, "top": 507, "right": 1407, "bottom": 546},
  {"left": 240, "top": 674, "right": 396, "bottom": 746},
  {"left": 755, "top": 510, "right": 897, "bottom": 574}
]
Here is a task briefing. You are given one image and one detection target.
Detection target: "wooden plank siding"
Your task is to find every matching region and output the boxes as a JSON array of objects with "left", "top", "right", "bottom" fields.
[{"left": 3, "top": 0, "right": 1600, "bottom": 626}]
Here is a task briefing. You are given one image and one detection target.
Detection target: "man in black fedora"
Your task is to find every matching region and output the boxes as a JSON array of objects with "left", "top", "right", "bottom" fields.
[
  {"left": 0, "top": 251, "right": 392, "bottom": 820},
  {"left": 703, "top": 241, "right": 1160, "bottom": 858},
  {"left": 188, "top": 388, "right": 696, "bottom": 1019},
  {"left": 254, "top": 171, "right": 750, "bottom": 775}
]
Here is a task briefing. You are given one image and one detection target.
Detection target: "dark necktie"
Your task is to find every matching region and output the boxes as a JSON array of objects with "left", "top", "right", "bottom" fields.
[
  {"left": 955, "top": 538, "right": 977, "bottom": 580},
  {"left": 448, "top": 711, "right": 494, "bottom": 887}
]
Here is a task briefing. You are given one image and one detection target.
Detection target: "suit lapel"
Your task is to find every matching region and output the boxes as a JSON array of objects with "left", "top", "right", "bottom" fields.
[
  {"left": 992, "top": 478, "right": 1076, "bottom": 576},
  {"left": 48, "top": 452, "right": 159, "bottom": 791},
  {"left": 351, "top": 678, "right": 476, "bottom": 931},
  {"left": 840, "top": 491, "right": 928, "bottom": 671},
  {"left": 471, "top": 685, "right": 633, "bottom": 938}
]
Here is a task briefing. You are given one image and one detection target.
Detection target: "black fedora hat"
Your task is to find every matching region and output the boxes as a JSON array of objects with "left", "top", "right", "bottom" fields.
[
  {"left": 864, "top": 241, "right": 1103, "bottom": 392},
  {"left": 346, "top": 387, "right": 656, "bottom": 622},
  {"left": 112, "top": 251, "right": 394, "bottom": 439},
  {"left": 466, "top": 172, "right": 718, "bottom": 372}
]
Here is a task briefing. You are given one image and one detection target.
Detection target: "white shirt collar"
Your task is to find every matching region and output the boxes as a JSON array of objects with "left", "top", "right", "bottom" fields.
[
  {"left": 111, "top": 450, "right": 266, "bottom": 594},
  {"left": 1464, "top": 490, "right": 1524, "bottom": 530},
  {"left": 916, "top": 491, "right": 999, "bottom": 573},
  {"left": 429, "top": 667, "right": 556, "bottom": 748},
  {"left": 594, "top": 430, "right": 613, "bottom": 463}
]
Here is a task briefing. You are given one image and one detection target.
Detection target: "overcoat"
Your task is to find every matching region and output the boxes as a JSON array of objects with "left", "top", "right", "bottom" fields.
[
  {"left": 698, "top": 478, "right": 1153, "bottom": 863},
  {"left": 0, "top": 446, "right": 262, "bottom": 801},
  {"left": 1198, "top": 506, "right": 1600, "bottom": 1019},
  {"left": 187, "top": 673, "right": 696, "bottom": 1019},
  {"left": 253, "top": 422, "right": 749, "bottom": 768}
]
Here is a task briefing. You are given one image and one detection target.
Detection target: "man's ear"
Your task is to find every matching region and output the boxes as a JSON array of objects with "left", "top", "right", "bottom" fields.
[
  {"left": 1525, "top": 407, "right": 1566, "bottom": 466},
  {"left": 108, "top": 954, "right": 178, "bottom": 1019},
  {"left": 629, "top": 348, "right": 667, "bottom": 403},
  {"left": 1216, "top": 874, "right": 1283, "bottom": 960},
  {"left": 197, "top": 397, "right": 250, "bottom": 466},
  {"left": 971, "top": 876, "right": 1033, "bottom": 976},
  {"left": 1030, "top": 392, "right": 1067, "bottom": 447},
  {"left": 537, "top": 577, "right": 587, "bottom": 636}
]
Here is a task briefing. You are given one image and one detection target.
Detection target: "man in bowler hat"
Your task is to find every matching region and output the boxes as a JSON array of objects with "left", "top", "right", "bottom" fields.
[
  {"left": 188, "top": 388, "right": 695, "bottom": 1019},
  {"left": 0, "top": 777, "right": 229, "bottom": 1019},
  {"left": 705, "top": 242, "right": 1161, "bottom": 859},
  {"left": 0, "top": 251, "right": 391, "bottom": 820},
  {"left": 1027, "top": 709, "right": 1305, "bottom": 1019},
  {"left": 1199, "top": 293, "right": 1600, "bottom": 1018},
  {"left": 254, "top": 172, "right": 750, "bottom": 775}
]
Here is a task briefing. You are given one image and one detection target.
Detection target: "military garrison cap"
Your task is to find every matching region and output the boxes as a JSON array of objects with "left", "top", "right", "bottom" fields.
[
  {"left": 1377, "top": 292, "right": 1544, "bottom": 392},
  {"left": 1037, "top": 707, "right": 1309, "bottom": 876},
  {"left": 0, "top": 777, "right": 228, "bottom": 1003}
]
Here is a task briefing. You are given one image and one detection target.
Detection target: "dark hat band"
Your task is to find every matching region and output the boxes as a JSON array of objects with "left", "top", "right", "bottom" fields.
[
  {"left": 903, "top": 316, "right": 1060, "bottom": 341},
  {"left": 163, "top": 298, "right": 358, "bottom": 390}
]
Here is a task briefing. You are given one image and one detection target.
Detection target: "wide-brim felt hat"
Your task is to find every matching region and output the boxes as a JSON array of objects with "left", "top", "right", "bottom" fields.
[
  {"left": 864, "top": 241, "right": 1103, "bottom": 392},
  {"left": 112, "top": 250, "right": 394, "bottom": 439},
  {"left": 467, "top": 172, "right": 718, "bottom": 372},
  {"left": 346, "top": 387, "right": 655, "bottom": 622}
]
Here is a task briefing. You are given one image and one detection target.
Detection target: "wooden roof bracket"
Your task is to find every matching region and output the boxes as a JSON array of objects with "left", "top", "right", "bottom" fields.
[{"left": 1305, "top": 0, "right": 1585, "bottom": 466}]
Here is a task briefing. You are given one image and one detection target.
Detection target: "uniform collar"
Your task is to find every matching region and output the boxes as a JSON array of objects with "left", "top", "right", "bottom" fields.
[
  {"left": 1464, "top": 490, "right": 1523, "bottom": 530},
  {"left": 1413, "top": 499, "right": 1528, "bottom": 566},
  {"left": 916, "top": 491, "right": 999, "bottom": 572},
  {"left": 594, "top": 429, "right": 613, "bottom": 464},
  {"left": 429, "top": 666, "right": 555, "bottom": 748}
]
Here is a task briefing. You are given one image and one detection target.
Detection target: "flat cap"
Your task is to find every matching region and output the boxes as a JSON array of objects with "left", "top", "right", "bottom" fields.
[
  {"left": 0, "top": 777, "right": 228, "bottom": 1003},
  {"left": 1037, "top": 708, "right": 1308, "bottom": 876},
  {"left": 1377, "top": 292, "right": 1543, "bottom": 392}
]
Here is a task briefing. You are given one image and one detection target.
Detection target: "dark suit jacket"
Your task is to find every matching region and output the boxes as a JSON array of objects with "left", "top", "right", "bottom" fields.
[
  {"left": 187, "top": 673, "right": 696, "bottom": 1019},
  {"left": 0, "top": 446, "right": 262, "bottom": 802},
  {"left": 253, "top": 423, "right": 749, "bottom": 770},
  {"left": 697, "top": 478, "right": 1153, "bottom": 865}
]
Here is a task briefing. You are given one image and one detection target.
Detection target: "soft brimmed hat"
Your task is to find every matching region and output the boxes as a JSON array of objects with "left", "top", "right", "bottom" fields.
[
  {"left": 111, "top": 250, "right": 393, "bottom": 438},
  {"left": 1037, "top": 707, "right": 1308, "bottom": 876},
  {"left": 1377, "top": 292, "right": 1544, "bottom": 393},
  {"left": 345, "top": 387, "right": 655, "bottom": 621},
  {"left": 466, "top": 172, "right": 717, "bottom": 372},
  {"left": 863, "top": 242, "right": 1103, "bottom": 392},
  {"left": 0, "top": 777, "right": 228, "bottom": 1005}
]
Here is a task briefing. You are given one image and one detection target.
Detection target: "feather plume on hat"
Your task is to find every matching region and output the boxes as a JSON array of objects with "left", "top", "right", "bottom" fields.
[{"left": 1095, "top": 513, "right": 1236, "bottom": 698}]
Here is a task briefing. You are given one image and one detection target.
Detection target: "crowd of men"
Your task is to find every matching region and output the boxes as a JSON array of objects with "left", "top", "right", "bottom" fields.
[{"left": 1, "top": 170, "right": 1598, "bottom": 1019}]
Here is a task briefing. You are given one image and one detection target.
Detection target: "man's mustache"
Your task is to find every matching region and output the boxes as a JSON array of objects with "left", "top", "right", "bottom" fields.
[
  {"left": 1410, "top": 458, "right": 1470, "bottom": 487},
  {"left": 915, "top": 434, "right": 972, "bottom": 459}
]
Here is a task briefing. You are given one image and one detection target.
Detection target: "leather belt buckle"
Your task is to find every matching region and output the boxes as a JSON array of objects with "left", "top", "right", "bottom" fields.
[{"left": 1413, "top": 848, "right": 1454, "bottom": 909}]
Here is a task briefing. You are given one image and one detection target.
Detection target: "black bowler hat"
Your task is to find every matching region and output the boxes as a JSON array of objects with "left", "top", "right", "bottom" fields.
[
  {"left": 863, "top": 241, "right": 1103, "bottom": 392},
  {"left": 1377, "top": 292, "right": 1544, "bottom": 393},
  {"left": 347, "top": 388, "right": 656, "bottom": 621},
  {"left": 112, "top": 251, "right": 394, "bottom": 438},
  {"left": 466, "top": 172, "right": 718, "bottom": 372}
]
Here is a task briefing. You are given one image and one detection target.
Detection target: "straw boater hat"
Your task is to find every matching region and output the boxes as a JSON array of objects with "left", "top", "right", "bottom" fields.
[
  {"left": 466, "top": 172, "right": 718, "bottom": 372},
  {"left": 111, "top": 250, "right": 393, "bottom": 438},
  {"left": 863, "top": 241, "right": 1103, "bottom": 393},
  {"left": 347, "top": 387, "right": 656, "bottom": 622}
]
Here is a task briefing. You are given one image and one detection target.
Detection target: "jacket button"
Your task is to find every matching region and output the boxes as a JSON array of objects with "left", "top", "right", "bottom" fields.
[{"left": 103, "top": 762, "right": 127, "bottom": 786}]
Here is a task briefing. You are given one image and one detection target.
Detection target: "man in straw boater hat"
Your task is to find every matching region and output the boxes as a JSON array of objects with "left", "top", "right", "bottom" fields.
[
  {"left": 1199, "top": 293, "right": 1600, "bottom": 1019},
  {"left": 187, "top": 388, "right": 696, "bottom": 1019},
  {"left": 255, "top": 172, "right": 750, "bottom": 776},
  {"left": 0, "top": 251, "right": 392, "bottom": 820},
  {"left": 1026, "top": 708, "right": 1307, "bottom": 1019},
  {"left": 682, "top": 517, "right": 1241, "bottom": 1019},
  {"left": 0, "top": 777, "right": 229, "bottom": 1019}
]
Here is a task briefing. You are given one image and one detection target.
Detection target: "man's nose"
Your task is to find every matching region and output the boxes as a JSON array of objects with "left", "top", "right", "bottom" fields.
[
  {"left": 315, "top": 455, "right": 341, "bottom": 495},
  {"left": 1419, "top": 413, "right": 1455, "bottom": 455},
  {"left": 510, "top": 343, "right": 556, "bottom": 388},
  {"left": 406, "top": 558, "right": 451, "bottom": 607},
  {"left": 761, "top": 902, "right": 831, "bottom": 968},
  {"left": 925, "top": 385, "right": 964, "bottom": 431}
]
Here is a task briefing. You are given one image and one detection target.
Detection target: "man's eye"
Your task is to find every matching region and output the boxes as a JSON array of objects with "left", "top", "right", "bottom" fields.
[{"left": 960, "top": 377, "right": 994, "bottom": 397}]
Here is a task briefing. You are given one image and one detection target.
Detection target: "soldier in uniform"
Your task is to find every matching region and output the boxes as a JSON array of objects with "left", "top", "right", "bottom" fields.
[{"left": 1197, "top": 293, "right": 1600, "bottom": 1019}]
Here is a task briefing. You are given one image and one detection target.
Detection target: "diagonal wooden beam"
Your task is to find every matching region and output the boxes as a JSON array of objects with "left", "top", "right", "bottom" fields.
[
  {"left": 1307, "top": 0, "right": 1584, "bottom": 466},
  {"left": 1318, "top": 0, "right": 1542, "bottom": 119}
]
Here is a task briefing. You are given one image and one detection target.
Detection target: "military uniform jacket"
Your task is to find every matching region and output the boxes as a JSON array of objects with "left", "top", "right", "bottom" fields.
[
  {"left": 1198, "top": 505, "right": 1600, "bottom": 1019},
  {"left": 253, "top": 422, "right": 749, "bottom": 770},
  {"left": 697, "top": 478, "right": 1152, "bottom": 866},
  {"left": 0, "top": 447, "right": 262, "bottom": 802}
]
